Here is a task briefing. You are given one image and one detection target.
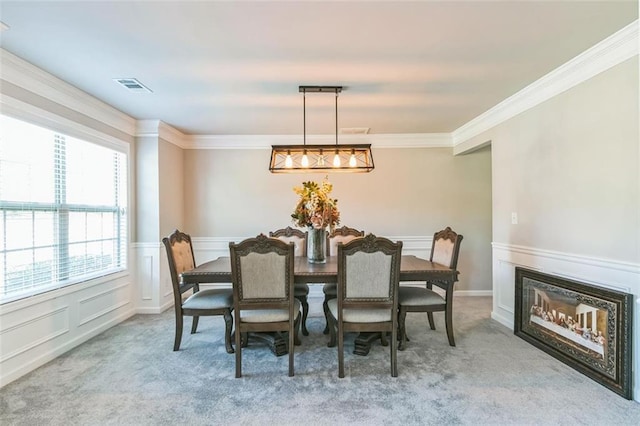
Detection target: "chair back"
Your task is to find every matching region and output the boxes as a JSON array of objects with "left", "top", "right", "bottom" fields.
[
  {"left": 162, "top": 229, "right": 197, "bottom": 302},
  {"left": 429, "top": 227, "right": 463, "bottom": 269},
  {"left": 269, "top": 226, "right": 307, "bottom": 257},
  {"left": 229, "top": 234, "right": 295, "bottom": 312},
  {"left": 327, "top": 225, "right": 365, "bottom": 256},
  {"left": 337, "top": 233, "right": 402, "bottom": 313}
]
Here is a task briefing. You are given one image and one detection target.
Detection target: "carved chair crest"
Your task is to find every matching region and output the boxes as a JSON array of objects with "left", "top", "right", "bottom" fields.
[
  {"left": 434, "top": 226, "right": 458, "bottom": 243},
  {"left": 270, "top": 226, "right": 306, "bottom": 239},
  {"left": 330, "top": 225, "right": 364, "bottom": 238}
]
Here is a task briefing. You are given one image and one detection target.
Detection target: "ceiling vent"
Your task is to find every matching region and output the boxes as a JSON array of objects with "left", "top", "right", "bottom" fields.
[{"left": 113, "top": 78, "right": 152, "bottom": 93}]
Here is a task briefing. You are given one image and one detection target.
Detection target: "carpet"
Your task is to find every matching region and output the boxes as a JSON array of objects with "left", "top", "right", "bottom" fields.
[{"left": 1, "top": 296, "right": 639, "bottom": 425}]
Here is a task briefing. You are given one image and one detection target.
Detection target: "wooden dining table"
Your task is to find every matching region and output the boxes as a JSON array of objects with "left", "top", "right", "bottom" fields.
[{"left": 181, "top": 255, "right": 458, "bottom": 355}]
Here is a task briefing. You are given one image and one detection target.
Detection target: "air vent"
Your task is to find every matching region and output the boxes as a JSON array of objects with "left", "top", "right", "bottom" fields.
[
  {"left": 340, "top": 128, "right": 370, "bottom": 135},
  {"left": 113, "top": 78, "right": 152, "bottom": 93}
]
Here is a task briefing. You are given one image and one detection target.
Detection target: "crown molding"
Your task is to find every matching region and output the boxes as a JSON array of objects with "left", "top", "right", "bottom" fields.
[
  {"left": 0, "top": 48, "right": 137, "bottom": 136},
  {"left": 184, "top": 133, "right": 452, "bottom": 150},
  {"left": 452, "top": 20, "right": 639, "bottom": 151},
  {"left": 135, "top": 120, "right": 188, "bottom": 148}
]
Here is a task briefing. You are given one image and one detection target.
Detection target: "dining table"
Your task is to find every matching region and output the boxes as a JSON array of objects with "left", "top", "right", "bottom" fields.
[{"left": 181, "top": 255, "right": 458, "bottom": 355}]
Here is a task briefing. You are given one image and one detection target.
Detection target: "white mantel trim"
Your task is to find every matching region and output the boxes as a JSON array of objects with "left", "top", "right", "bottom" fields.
[
  {"left": 0, "top": 48, "right": 137, "bottom": 136},
  {"left": 452, "top": 20, "right": 639, "bottom": 152}
]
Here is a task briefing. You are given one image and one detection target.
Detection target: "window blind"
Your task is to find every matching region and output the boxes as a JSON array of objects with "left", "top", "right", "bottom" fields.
[{"left": 0, "top": 114, "right": 128, "bottom": 303}]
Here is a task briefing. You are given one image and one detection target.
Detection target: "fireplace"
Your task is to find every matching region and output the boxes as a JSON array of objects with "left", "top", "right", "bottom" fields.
[{"left": 514, "top": 267, "right": 632, "bottom": 399}]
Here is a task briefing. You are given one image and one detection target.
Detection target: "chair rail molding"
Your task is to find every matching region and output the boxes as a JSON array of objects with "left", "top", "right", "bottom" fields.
[{"left": 191, "top": 235, "right": 432, "bottom": 261}]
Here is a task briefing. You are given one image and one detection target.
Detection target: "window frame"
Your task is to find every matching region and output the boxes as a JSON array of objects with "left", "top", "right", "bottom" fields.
[{"left": 0, "top": 104, "right": 132, "bottom": 305}]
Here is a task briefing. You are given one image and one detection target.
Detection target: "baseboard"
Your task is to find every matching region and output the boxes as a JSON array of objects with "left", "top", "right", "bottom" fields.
[{"left": 491, "top": 311, "right": 513, "bottom": 330}]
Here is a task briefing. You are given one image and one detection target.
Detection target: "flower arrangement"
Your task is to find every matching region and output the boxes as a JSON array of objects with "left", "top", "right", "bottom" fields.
[{"left": 291, "top": 178, "right": 340, "bottom": 230}]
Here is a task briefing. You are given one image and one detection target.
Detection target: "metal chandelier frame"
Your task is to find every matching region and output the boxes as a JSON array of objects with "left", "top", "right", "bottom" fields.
[{"left": 269, "top": 85, "right": 374, "bottom": 173}]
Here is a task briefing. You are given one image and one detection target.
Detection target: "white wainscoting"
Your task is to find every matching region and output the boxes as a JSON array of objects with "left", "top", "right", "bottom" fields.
[
  {"left": 492, "top": 242, "right": 640, "bottom": 402},
  {"left": 0, "top": 273, "right": 135, "bottom": 388},
  {"left": 131, "top": 242, "right": 174, "bottom": 314}
]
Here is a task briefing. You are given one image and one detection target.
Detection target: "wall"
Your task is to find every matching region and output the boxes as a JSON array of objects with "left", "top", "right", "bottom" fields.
[
  {"left": 466, "top": 56, "right": 640, "bottom": 400},
  {"left": 158, "top": 138, "right": 185, "bottom": 237},
  {"left": 183, "top": 146, "right": 493, "bottom": 293}
]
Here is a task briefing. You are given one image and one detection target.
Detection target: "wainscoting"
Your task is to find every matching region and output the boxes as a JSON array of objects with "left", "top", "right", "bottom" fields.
[
  {"left": 0, "top": 272, "right": 135, "bottom": 387},
  {"left": 491, "top": 242, "right": 640, "bottom": 401}
]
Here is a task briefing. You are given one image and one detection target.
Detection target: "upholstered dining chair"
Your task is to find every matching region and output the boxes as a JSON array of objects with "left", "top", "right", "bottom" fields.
[
  {"left": 322, "top": 226, "right": 365, "bottom": 334},
  {"left": 269, "top": 226, "right": 310, "bottom": 336},
  {"left": 398, "top": 226, "right": 463, "bottom": 349},
  {"left": 162, "top": 229, "right": 234, "bottom": 353},
  {"left": 326, "top": 233, "right": 403, "bottom": 378},
  {"left": 229, "top": 234, "right": 301, "bottom": 378}
]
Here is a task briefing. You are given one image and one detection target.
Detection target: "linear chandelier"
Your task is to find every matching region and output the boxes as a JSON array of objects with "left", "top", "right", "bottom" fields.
[{"left": 269, "top": 85, "right": 374, "bottom": 173}]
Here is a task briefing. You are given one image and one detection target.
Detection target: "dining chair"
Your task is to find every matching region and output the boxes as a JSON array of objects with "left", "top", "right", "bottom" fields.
[
  {"left": 229, "top": 234, "right": 301, "bottom": 378},
  {"left": 326, "top": 233, "right": 403, "bottom": 378},
  {"left": 162, "top": 229, "right": 234, "bottom": 353},
  {"left": 269, "top": 226, "right": 310, "bottom": 336},
  {"left": 398, "top": 226, "right": 463, "bottom": 349},
  {"left": 322, "top": 226, "right": 365, "bottom": 334}
]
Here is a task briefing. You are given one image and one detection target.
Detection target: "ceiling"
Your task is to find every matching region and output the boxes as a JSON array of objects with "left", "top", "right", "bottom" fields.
[{"left": 0, "top": 1, "right": 636, "bottom": 137}]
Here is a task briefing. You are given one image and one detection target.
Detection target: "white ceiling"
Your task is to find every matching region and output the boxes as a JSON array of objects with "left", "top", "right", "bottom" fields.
[{"left": 0, "top": 1, "right": 636, "bottom": 136}]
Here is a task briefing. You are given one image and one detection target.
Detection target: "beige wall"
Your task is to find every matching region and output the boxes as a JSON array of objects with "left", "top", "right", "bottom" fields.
[
  {"left": 183, "top": 146, "right": 492, "bottom": 292},
  {"left": 467, "top": 57, "right": 639, "bottom": 262},
  {"left": 158, "top": 138, "right": 185, "bottom": 238}
]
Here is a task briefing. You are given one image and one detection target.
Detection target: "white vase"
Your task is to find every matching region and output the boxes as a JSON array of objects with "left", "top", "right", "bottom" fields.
[{"left": 307, "top": 227, "right": 327, "bottom": 263}]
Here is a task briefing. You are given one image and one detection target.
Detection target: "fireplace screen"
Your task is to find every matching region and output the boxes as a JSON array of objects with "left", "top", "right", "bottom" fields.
[{"left": 514, "top": 267, "right": 632, "bottom": 399}]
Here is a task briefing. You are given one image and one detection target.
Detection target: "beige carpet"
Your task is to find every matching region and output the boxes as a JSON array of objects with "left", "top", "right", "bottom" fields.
[{"left": 1, "top": 296, "right": 639, "bottom": 425}]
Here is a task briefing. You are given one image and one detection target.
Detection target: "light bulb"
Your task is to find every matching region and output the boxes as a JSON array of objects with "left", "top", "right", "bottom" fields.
[
  {"left": 333, "top": 152, "right": 341, "bottom": 167},
  {"left": 317, "top": 150, "right": 325, "bottom": 166},
  {"left": 349, "top": 151, "right": 357, "bottom": 167},
  {"left": 285, "top": 151, "right": 293, "bottom": 168},
  {"left": 301, "top": 150, "right": 309, "bottom": 168}
]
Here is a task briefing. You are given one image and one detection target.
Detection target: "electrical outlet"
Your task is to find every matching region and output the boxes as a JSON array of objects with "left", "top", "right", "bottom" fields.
[{"left": 511, "top": 212, "right": 518, "bottom": 225}]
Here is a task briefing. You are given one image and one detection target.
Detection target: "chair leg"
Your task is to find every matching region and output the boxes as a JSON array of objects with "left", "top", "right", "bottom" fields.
[
  {"left": 299, "top": 296, "right": 309, "bottom": 336},
  {"left": 235, "top": 322, "right": 242, "bottom": 378},
  {"left": 174, "top": 314, "right": 183, "bottom": 351},
  {"left": 191, "top": 316, "right": 199, "bottom": 334},
  {"left": 294, "top": 315, "right": 302, "bottom": 346},
  {"left": 445, "top": 306, "right": 456, "bottom": 347},
  {"left": 398, "top": 308, "right": 408, "bottom": 351},
  {"left": 338, "top": 320, "right": 345, "bottom": 378},
  {"left": 327, "top": 311, "right": 337, "bottom": 348},
  {"left": 289, "top": 319, "right": 295, "bottom": 377},
  {"left": 427, "top": 312, "right": 436, "bottom": 330},
  {"left": 322, "top": 296, "right": 332, "bottom": 334},
  {"left": 391, "top": 324, "right": 398, "bottom": 377},
  {"left": 223, "top": 309, "right": 234, "bottom": 354},
  {"left": 380, "top": 332, "right": 389, "bottom": 347}
]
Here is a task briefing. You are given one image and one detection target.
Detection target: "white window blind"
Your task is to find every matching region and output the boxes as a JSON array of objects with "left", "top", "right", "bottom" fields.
[{"left": 0, "top": 114, "right": 128, "bottom": 303}]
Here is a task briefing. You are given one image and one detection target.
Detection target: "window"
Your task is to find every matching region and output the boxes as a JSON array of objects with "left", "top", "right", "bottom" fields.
[{"left": 0, "top": 114, "right": 128, "bottom": 303}]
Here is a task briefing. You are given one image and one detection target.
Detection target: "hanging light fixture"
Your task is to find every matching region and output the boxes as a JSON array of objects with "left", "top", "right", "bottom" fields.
[{"left": 269, "top": 85, "right": 374, "bottom": 173}]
